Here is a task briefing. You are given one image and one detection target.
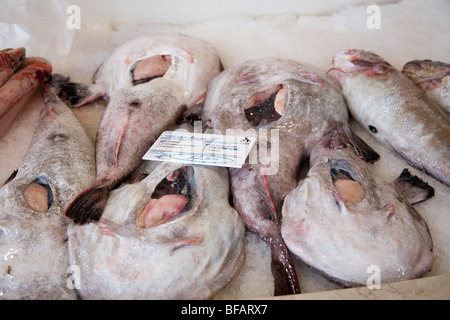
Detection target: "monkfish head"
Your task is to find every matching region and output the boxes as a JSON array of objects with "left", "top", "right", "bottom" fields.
[
  {"left": 67, "top": 161, "right": 245, "bottom": 300},
  {"left": 281, "top": 124, "right": 435, "bottom": 287}
]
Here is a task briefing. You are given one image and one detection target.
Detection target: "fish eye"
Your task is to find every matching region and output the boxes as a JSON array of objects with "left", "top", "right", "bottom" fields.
[
  {"left": 129, "top": 100, "right": 141, "bottom": 108},
  {"left": 368, "top": 125, "right": 378, "bottom": 133},
  {"left": 49, "top": 133, "right": 69, "bottom": 142}
]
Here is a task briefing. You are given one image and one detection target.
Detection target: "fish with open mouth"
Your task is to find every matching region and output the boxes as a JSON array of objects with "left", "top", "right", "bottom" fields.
[
  {"left": 202, "top": 58, "right": 350, "bottom": 295},
  {"left": 402, "top": 59, "right": 450, "bottom": 114},
  {"left": 0, "top": 47, "right": 26, "bottom": 87},
  {"left": 281, "top": 124, "right": 435, "bottom": 287},
  {"left": 0, "top": 56, "right": 52, "bottom": 138},
  {"left": 62, "top": 33, "right": 222, "bottom": 225},
  {"left": 67, "top": 159, "right": 245, "bottom": 299},
  {"left": 0, "top": 80, "right": 95, "bottom": 299},
  {"left": 330, "top": 49, "right": 450, "bottom": 186}
]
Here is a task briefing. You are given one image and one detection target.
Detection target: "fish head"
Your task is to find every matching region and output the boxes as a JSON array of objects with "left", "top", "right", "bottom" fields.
[
  {"left": 67, "top": 162, "right": 245, "bottom": 299},
  {"left": 330, "top": 49, "right": 393, "bottom": 87},
  {"left": 108, "top": 80, "right": 182, "bottom": 113},
  {"left": 282, "top": 125, "right": 435, "bottom": 286},
  {"left": 1, "top": 47, "right": 26, "bottom": 70},
  {"left": 402, "top": 59, "right": 450, "bottom": 91},
  {"left": 0, "top": 178, "right": 78, "bottom": 299},
  {"left": 97, "top": 34, "right": 221, "bottom": 107},
  {"left": 94, "top": 83, "right": 184, "bottom": 182}
]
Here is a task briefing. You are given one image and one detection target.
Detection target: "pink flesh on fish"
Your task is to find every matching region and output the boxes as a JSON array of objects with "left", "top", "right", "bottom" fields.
[
  {"left": 0, "top": 47, "right": 26, "bottom": 87},
  {"left": 137, "top": 194, "right": 188, "bottom": 228},
  {"left": 67, "top": 162, "right": 245, "bottom": 299},
  {"left": 0, "top": 57, "right": 52, "bottom": 138}
]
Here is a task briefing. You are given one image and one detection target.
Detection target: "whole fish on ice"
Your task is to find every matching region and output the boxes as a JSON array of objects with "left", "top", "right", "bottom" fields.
[
  {"left": 67, "top": 159, "right": 245, "bottom": 299},
  {"left": 0, "top": 56, "right": 52, "bottom": 138},
  {"left": 0, "top": 81, "right": 95, "bottom": 299},
  {"left": 331, "top": 49, "right": 450, "bottom": 186},
  {"left": 403, "top": 59, "right": 450, "bottom": 114},
  {"left": 202, "top": 58, "right": 350, "bottom": 295},
  {"left": 0, "top": 47, "right": 25, "bottom": 87},
  {"left": 282, "top": 124, "right": 435, "bottom": 287},
  {"left": 62, "top": 33, "right": 222, "bottom": 224}
]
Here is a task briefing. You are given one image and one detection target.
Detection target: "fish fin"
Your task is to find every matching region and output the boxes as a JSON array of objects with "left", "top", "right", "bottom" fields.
[
  {"left": 64, "top": 185, "right": 110, "bottom": 224},
  {"left": 177, "top": 104, "right": 200, "bottom": 125},
  {"left": 270, "top": 237, "right": 301, "bottom": 296},
  {"left": 52, "top": 73, "right": 107, "bottom": 108},
  {"left": 333, "top": 123, "right": 380, "bottom": 163},
  {"left": 393, "top": 169, "right": 435, "bottom": 205}
]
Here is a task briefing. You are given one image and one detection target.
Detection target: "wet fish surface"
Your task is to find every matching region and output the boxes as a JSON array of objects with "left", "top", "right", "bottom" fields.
[
  {"left": 0, "top": 57, "right": 52, "bottom": 138},
  {"left": 402, "top": 59, "right": 450, "bottom": 114},
  {"left": 281, "top": 124, "right": 435, "bottom": 287},
  {"left": 0, "top": 47, "right": 25, "bottom": 87},
  {"left": 62, "top": 33, "right": 222, "bottom": 225},
  {"left": 0, "top": 81, "right": 95, "bottom": 299},
  {"left": 67, "top": 159, "right": 245, "bottom": 299},
  {"left": 202, "top": 58, "right": 349, "bottom": 295},
  {"left": 331, "top": 49, "right": 450, "bottom": 186}
]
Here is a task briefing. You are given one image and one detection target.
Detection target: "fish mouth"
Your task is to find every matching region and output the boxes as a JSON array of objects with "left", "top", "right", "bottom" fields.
[
  {"left": 244, "top": 84, "right": 287, "bottom": 127},
  {"left": 130, "top": 55, "right": 172, "bottom": 85},
  {"left": 137, "top": 166, "right": 196, "bottom": 228},
  {"left": 329, "top": 159, "right": 365, "bottom": 205},
  {"left": 22, "top": 175, "right": 54, "bottom": 212}
]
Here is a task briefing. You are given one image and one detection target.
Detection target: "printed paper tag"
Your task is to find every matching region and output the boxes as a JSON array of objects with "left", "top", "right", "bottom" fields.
[{"left": 143, "top": 131, "right": 256, "bottom": 168}]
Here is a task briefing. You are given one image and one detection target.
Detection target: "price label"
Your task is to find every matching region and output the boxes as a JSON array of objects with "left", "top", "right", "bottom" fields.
[{"left": 143, "top": 131, "right": 256, "bottom": 168}]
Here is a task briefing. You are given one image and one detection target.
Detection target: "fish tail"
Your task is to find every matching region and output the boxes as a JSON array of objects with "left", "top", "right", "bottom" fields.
[
  {"left": 64, "top": 185, "right": 110, "bottom": 224},
  {"left": 393, "top": 168, "right": 435, "bottom": 205},
  {"left": 51, "top": 73, "right": 106, "bottom": 108},
  {"left": 270, "top": 237, "right": 301, "bottom": 296}
]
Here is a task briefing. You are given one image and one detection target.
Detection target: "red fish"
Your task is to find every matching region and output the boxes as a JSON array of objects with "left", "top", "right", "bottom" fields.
[
  {"left": 0, "top": 57, "right": 52, "bottom": 138},
  {"left": 0, "top": 47, "right": 25, "bottom": 87}
]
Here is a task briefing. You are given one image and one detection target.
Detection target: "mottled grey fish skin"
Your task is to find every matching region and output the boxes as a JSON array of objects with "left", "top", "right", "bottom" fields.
[
  {"left": 0, "top": 84, "right": 95, "bottom": 299},
  {"left": 282, "top": 125, "right": 435, "bottom": 287},
  {"left": 65, "top": 33, "right": 222, "bottom": 225},
  {"left": 402, "top": 59, "right": 450, "bottom": 114},
  {"left": 67, "top": 161, "right": 245, "bottom": 300},
  {"left": 202, "top": 58, "right": 349, "bottom": 295},
  {"left": 332, "top": 49, "right": 450, "bottom": 186}
]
